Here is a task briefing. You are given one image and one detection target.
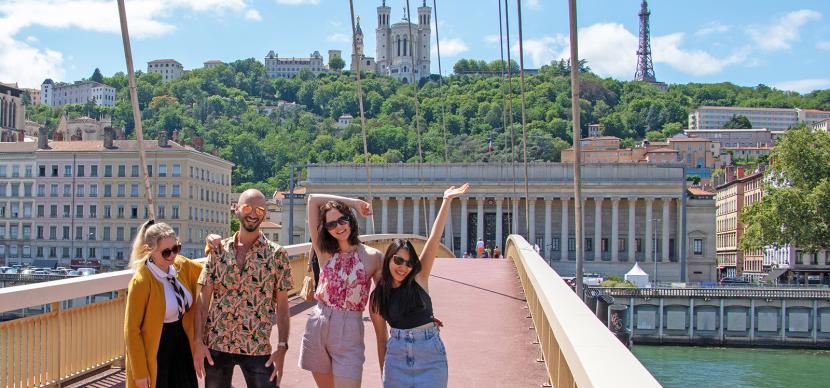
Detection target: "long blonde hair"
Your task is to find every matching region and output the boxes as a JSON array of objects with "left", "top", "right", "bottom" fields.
[{"left": 129, "top": 220, "right": 178, "bottom": 270}]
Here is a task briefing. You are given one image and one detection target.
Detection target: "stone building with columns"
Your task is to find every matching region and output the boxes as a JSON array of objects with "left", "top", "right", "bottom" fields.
[{"left": 302, "top": 163, "right": 717, "bottom": 282}]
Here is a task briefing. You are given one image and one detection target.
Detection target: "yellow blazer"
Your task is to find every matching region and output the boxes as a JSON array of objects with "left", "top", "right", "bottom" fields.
[{"left": 124, "top": 255, "right": 203, "bottom": 388}]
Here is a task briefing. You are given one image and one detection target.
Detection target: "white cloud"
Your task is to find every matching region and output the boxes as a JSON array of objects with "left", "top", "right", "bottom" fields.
[
  {"left": 747, "top": 9, "right": 822, "bottom": 51},
  {"left": 653, "top": 33, "right": 749, "bottom": 76},
  {"left": 275, "top": 0, "right": 319, "bottom": 5},
  {"left": 245, "top": 9, "right": 261, "bottom": 21},
  {"left": 526, "top": 0, "right": 541, "bottom": 10},
  {"left": 561, "top": 23, "right": 636, "bottom": 77},
  {"left": 818, "top": 41, "right": 830, "bottom": 50},
  {"left": 511, "top": 36, "right": 565, "bottom": 68},
  {"left": 0, "top": 36, "right": 64, "bottom": 87},
  {"left": 484, "top": 34, "right": 500, "bottom": 46},
  {"left": 695, "top": 21, "right": 730, "bottom": 37},
  {"left": 433, "top": 37, "right": 469, "bottom": 57},
  {"left": 773, "top": 79, "right": 830, "bottom": 94},
  {"left": 25, "top": 35, "right": 38, "bottom": 43},
  {"left": 326, "top": 33, "right": 350, "bottom": 43}
]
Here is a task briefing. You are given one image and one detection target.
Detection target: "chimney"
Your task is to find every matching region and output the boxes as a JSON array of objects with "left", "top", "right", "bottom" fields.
[
  {"left": 158, "top": 130, "right": 169, "bottom": 147},
  {"left": 103, "top": 127, "right": 115, "bottom": 149},
  {"left": 172, "top": 129, "right": 179, "bottom": 142},
  {"left": 737, "top": 166, "right": 744, "bottom": 178},
  {"left": 191, "top": 135, "right": 204, "bottom": 151},
  {"left": 37, "top": 130, "right": 49, "bottom": 149}
]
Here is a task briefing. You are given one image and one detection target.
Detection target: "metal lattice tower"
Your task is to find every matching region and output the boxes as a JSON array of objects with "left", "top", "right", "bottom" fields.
[{"left": 634, "top": 0, "right": 656, "bottom": 82}]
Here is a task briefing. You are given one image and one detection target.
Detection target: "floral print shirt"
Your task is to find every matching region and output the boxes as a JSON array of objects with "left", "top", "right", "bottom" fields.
[
  {"left": 315, "top": 247, "right": 371, "bottom": 311},
  {"left": 198, "top": 232, "right": 293, "bottom": 355}
]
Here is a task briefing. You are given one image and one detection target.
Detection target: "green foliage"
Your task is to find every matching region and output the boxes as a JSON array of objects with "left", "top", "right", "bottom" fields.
[
  {"left": 29, "top": 59, "right": 830, "bottom": 194},
  {"left": 90, "top": 68, "right": 104, "bottom": 83},
  {"left": 740, "top": 128, "right": 830, "bottom": 252},
  {"left": 601, "top": 278, "right": 636, "bottom": 288},
  {"left": 329, "top": 57, "right": 346, "bottom": 71},
  {"left": 723, "top": 114, "right": 752, "bottom": 129},
  {"left": 686, "top": 175, "right": 701, "bottom": 185}
]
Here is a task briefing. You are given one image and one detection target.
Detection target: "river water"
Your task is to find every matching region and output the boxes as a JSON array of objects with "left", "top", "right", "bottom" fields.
[{"left": 633, "top": 345, "right": 830, "bottom": 388}]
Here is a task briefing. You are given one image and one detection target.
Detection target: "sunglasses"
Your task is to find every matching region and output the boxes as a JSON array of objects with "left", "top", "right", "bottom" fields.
[
  {"left": 324, "top": 215, "right": 351, "bottom": 230},
  {"left": 392, "top": 255, "right": 415, "bottom": 268},
  {"left": 161, "top": 244, "right": 182, "bottom": 259},
  {"left": 240, "top": 204, "right": 267, "bottom": 218}
]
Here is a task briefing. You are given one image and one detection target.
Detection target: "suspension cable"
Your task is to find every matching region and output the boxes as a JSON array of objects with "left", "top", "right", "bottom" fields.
[
  {"left": 516, "top": 0, "right": 531, "bottom": 236},
  {"left": 349, "top": 0, "right": 375, "bottom": 234},
  {"left": 503, "top": 0, "right": 518, "bottom": 235},
  {"left": 433, "top": 0, "right": 450, "bottom": 164}
]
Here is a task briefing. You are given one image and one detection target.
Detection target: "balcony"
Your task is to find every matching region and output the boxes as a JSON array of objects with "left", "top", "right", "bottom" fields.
[{"left": 0, "top": 235, "right": 656, "bottom": 387}]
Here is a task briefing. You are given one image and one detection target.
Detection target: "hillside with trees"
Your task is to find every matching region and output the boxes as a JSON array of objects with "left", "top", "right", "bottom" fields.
[{"left": 24, "top": 58, "right": 830, "bottom": 194}]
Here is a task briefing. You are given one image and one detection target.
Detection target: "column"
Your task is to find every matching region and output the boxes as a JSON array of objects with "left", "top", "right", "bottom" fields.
[
  {"left": 396, "top": 197, "right": 404, "bottom": 234},
  {"left": 662, "top": 198, "right": 670, "bottom": 262},
  {"left": 412, "top": 197, "right": 420, "bottom": 236},
  {"left": 645, "top": 198, "right": 654, "bottom": 262},
  {"left": 594, "top": 198, "right": 603, "bottom": 260},
  {"left": 611, "top": 197, "right": 620, "bottom": 261},
  {"left": 381, "top": 197, "right": 389, "bottom": 234},
  {"left": 528, "top": 198, "right": 537, "bottom": 244},
  {"left": 628, "top": 198, "right": 636, "bottom": 262},
  {"left": 495, "top": 197, "right": 503, "bottom": 251},
  {"left": 443, "top": 200, "right": 453, "bottom": 249},
  {"left": 476, "top": 197, "right": 485, "bottom": 244},
  {"left": 677, "top": 199, "right": 683, "bottom": 263},
  {"left": 544, "top": 199, "right": 552, "bottom": 261},
  {"left": 561, "top": 198, "right": 569, "bottom": 261},
  {"left": 460, "top": 198, "right": 469, "bottom": 255},
  {"left": 512, "top": 198, "right": 519, "bottom": 235},
  {"left": 428, "top": 198, "right": 437, "bottom": 231}
]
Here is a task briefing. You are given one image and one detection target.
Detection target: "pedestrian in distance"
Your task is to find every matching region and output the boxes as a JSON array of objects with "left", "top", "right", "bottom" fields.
[
  {"left": 370, "top": 183, "right": 469, "bottom": 388},
  {"left": 125, "top": 220, "right": 202, "bottom": 388},
  {"left": 195, "top": 189, "right": 293, "bottom": 388},
  {"left": 300, "top": 194, "right": 384, "bottom": 388},
  {"left": 476, "top": 238, "right": 484, "bottom": 258}
]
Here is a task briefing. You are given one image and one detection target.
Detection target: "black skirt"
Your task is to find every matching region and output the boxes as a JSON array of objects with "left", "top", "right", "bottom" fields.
[{"left": 156, "top": 320, "right": 197, "bottom": 388}]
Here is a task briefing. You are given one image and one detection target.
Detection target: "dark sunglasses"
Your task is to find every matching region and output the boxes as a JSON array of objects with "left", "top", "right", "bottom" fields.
[
  {"left": 392, "top": 255, "right": 415, "bottom": 268},
  {"left": 240, "top": 204, "right": 267, "bottom": 218},
  {"left": 324, "top": 215, "right": 351, "bottom": 230},
  {"left": 161, "top": 244, "right": 182, "bottom": 259}
]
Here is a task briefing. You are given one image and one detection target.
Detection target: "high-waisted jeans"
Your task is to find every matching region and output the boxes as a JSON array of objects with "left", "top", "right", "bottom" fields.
[{"left": 383, "top": 325, "right": 448, "bottom": 388}]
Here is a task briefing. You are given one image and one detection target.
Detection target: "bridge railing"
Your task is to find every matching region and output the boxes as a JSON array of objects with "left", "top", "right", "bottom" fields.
[
  {"left": 592, "top": 286, "right": 830, "bottom": 299},
  {"left": 505, "top": 235, "right": 660, "bottom": 388},
  {"left": 0, "top": 234, "right": 448, "bottom": 388}
]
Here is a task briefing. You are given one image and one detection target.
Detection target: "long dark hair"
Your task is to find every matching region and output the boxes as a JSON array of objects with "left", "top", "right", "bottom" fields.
[
  {"left": 370, "top": 239, "right": 424, "bottom": 321},
  {"left": 317, "top": 200, "right": 361, "bottom": 254}
]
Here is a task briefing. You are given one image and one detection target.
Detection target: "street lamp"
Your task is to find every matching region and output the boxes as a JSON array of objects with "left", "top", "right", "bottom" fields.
[{"left": 652, "top": 217, "right": 661, "bottom": 286}]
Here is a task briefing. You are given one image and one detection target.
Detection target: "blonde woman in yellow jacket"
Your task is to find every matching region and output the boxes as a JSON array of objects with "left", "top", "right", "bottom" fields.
[{"left": 125, "top": 220, "right": 203, "bottom": 388}]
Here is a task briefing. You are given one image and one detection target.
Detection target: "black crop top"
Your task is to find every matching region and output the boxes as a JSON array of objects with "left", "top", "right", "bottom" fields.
[{"left": 387, "top": 282, "right": 434, "bottom": 329}]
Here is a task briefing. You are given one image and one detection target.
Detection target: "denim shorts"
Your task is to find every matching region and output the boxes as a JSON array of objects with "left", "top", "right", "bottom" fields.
[{"left": 383, "top": 325, "right": 448, "bottom": 388}]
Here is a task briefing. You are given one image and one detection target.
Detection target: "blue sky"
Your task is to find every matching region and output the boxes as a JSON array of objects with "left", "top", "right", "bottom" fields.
[{"left": 1, "top": 0, "right": 828, "bottom": 93}]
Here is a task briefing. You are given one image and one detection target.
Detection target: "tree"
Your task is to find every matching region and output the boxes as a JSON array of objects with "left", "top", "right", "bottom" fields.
[
  {"left": 90, "top": 68, "right": 104, "bottom": 83},
  {"left": 329, "top": 57, "right": 346, "bottom": 72},
  {"left": 740, "top": 127, "right": 830, "bottom": 252},
  {"left": 723, "top": 114, "right": 752, "bottom": 129}
]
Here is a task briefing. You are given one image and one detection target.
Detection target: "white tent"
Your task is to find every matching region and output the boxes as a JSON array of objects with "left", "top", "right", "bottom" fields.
[{"left": 624, "top": 263, "right": 649, "bottom": 288}]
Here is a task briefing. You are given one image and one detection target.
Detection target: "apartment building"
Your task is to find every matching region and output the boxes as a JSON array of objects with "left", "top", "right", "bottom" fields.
[
  {"left": 40, "top": 79, "right": 116, "bottom": 107},
  {"left": 689, "top": 106, "right": 830, "bottom": 132},
  {"left": 264, "top": 51, "right": 325, "bottom": 79}
]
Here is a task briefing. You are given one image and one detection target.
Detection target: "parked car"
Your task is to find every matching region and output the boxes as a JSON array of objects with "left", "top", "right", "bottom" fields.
[
  {"left": 719, "top": 277, "right": 750, "bottom": 285},
  {"left": 67, "top": 270, "right": 81, "bottom": 277},
  {"left": 0, "top": 266, "right": 12, "bottom": 273},
  {"left": 77, "top": 268, "right": 98, "bottom": 276}
]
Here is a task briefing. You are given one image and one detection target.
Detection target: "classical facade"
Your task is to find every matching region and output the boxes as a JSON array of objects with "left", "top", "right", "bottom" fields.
[
  {"left": 40, "top": 79, "right": 115, "bottom": 107},
  {"left": 303, "top": 163, "right": 717, "bottom": 282},
  {"left": 265, "top": 50, "right": 325, "bottom": 79},
  {"left": 371, "top": 1, "right": 431, "bottom": 83},
  {"left": 148, "top": 59, "right": 184, "bottom": 82},
  {"left": 0, "top": 131, "right": 232, "bottom": 269},
  {"left": 0, "top": 83, "right": 25, "bottom": 142}
]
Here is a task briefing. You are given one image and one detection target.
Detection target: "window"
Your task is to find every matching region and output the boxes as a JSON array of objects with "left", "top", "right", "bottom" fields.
[
  {"left": 37, "top": 184, "right": 45, "bottom": 197},
  {"left": 89, "top": 205, "right": 97, "bottom": 219},
  {"left": 636, "top": 238, "right": 643, "bottom": 253},
  {"left": 77, "top": 165, "right": 85, "bottom": 177},
  {"left": 75, "top": 247, "right": 82, "bottom": 258},
  {"left": 23, "top": 203, "right": 31, "bottom": 218},
  {"left": 158, "top": 205, "right": 165, "bottom": 219},
  {"left": 50, "top": 205, "right": 57, "bottom": 218},
  {"left": 22, "top": 225, "right": 31, "bottom": 239},
  {"left": 0, "top": 166, "right": 6, "bottom": 177},
  {"left": 172, "top": 184, "right": 180, "bottom": 198},
  {"left": 37, "top": 205, "right": 44, "bottom": 217},
  {"left": 49, "top": 226, "right": 56, "bottom": 240},
  {"left": 131, "top": 184, "right": 139, "bottom": 197},
  {"left": 25, "top": 165, "right": 32, "bottom": 177},
  {"left": 88, "top": 226, "right": 96, "bottom": 240},
  {"left": 104, "top": 165, "right": 112, "bottom": 177},
  {"left": 9, "top": 225, "right": 18, "bottom": 239},
  {"left": 116, "top": 227, "right": 124, "bottom": 241},
  {"left": 585, "top": 238, "right": 593, "bottom": 252},
  {"left": 172, "top": 164, "right": 181, "bottom": 177},
  {"left": 51, "top": 165, "right": 59, "bottom": 177},
  {"left": 12, "top": 165, "right": 19, "bottom": 177},
  {"left": 694, "top": 239, "right": 703, "bottom": 255},
  {"left": 90, "top": 165, "right": 98, "bottom": 177},
  {"left": 89, "top": 184, "right": 97, "bottom": 197},
  {"left": 75, "top": 226, "right": 82, "bottom": 240},
  {"left": 131, "top": 205, "right": 138, "bottom": 219},
  {"left": 146, "top": 165, "right": 153, "bottom": 177},
  {"left": 64, "top": 165, "right": 72, "bottom": 177},
  {"left": 159, "top": 164, "right": 167, "bottom": 177},
  {"left": 104, "top": 205, "right": 111, "bottom": 219},
  {"left": 568, "top": 238, "right": 575, "bottom": 252},
  {"left": 63, "top": 205, "right": 70, "bottom": 218},
  {"left": 601, "top": 238, "right": 609, "bottom": 252},
  {"left": 0, "top": 184, "right": 6, "bottom": 197},
  {"left": 117, "top": 205, "right": 125, "bottom": 218},
  {"left": 103, "top": 226, "right": 111, "bottom": 241},
  {"left": 172, "top": 205, "right": 179, "bottom": 219},
  {"left": 36, "top": 225, "right": 44, "bottom": 239},
  {"left": 10, "top": 183, "right": 19, "bottom": 197},
  {"left": 62, "top": 247, "right": 70, "bottom": 258},
  {"left": 63, "top": 184, "right": 71, "bottom": 197},
  {"left": 131, "top": 165, "right": 139, "bottom": 177},
  {"left": 76, "top": 184, "right": 84, "bottom": 197},
  {"left": 76, "top": 205, "right": 83, "bottom": 217},
  {"left": 552, "top": 237, "right": 560, "bottom": 251},
  {"left": 0, "top": 203, "right": 5, "bottom": 217},
  {"left": 158, "top": 185, "right": 166, "bottom": 197},
  {"left": 130, "top": 227, "right": 137, "bottom": 240},
  {"left": 118, "top": 165, "right": 125, "bottom": 177},
  {"left": 88, "top": 247, "right": 96, "bottom": 258},
  {"left": 10, "top": 203, "right": 18, "bottom": 218},
  {"left": 117, "top": 184, "right": 125, "bottom": 197},
  {"left": 62, "top": 226, "right": 70, "bottom": 240},
  {"left": 38, "top": 165, "right": 46, "bottom": 177},
  {"left": 104, "top": 184, "right": 112, "bottom": 197}
]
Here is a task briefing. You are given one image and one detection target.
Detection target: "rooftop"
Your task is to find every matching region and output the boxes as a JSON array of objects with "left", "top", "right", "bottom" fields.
[
  {"left": 148, "top": 59, "right": 182, "bottom": 64},
  {"left": 694, "top": 106, "right": 796, "bottom": 112}
]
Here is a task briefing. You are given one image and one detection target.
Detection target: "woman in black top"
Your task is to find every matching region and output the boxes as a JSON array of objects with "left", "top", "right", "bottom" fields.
[{"left": 369, "top": 183, "right": 469, "bottom": 387}]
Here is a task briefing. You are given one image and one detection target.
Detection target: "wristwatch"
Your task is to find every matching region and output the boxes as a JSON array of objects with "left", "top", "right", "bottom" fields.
[{"left": 277, "top": 341, "right": 289, "bottom": 350}]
